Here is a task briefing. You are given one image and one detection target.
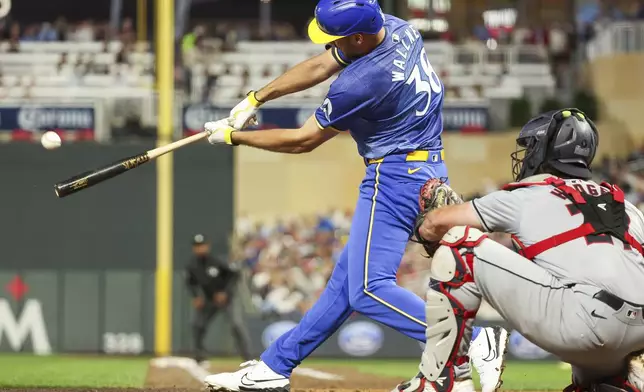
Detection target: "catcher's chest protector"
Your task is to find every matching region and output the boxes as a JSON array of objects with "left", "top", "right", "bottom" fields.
[{"left": 501, "top": 177, "right": 644, "bottom": 260}]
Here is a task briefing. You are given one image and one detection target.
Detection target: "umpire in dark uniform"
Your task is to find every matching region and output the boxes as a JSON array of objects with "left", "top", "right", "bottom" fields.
[{"left": 185, "top": 234, "right": 251, "bottom": 362}]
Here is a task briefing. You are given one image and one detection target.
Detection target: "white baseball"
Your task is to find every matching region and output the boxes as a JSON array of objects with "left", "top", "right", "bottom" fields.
[{"left": 41, "top": 131, "right": 61, "bottom": 150}]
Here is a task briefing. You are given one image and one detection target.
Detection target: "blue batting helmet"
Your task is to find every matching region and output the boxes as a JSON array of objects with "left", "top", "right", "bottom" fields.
[{"left": 307, "top": 0, "right": 385, "bottom": 44}]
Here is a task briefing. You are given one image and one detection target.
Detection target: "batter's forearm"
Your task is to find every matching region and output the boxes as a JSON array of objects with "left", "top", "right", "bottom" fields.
[
  {"left": 231, "top": 128, "right": 312, "bottom": 154},
  {"left": 255, "top": 53, "right": 338, "bottom": 102},
  {"left": 256, "top": 67, "right": 324, "bottom": 102}
]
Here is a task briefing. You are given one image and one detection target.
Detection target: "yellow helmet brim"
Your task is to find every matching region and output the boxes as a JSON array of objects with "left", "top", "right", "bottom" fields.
[{"left": 307, "top": 18, "right": 345, "bottom": 44}]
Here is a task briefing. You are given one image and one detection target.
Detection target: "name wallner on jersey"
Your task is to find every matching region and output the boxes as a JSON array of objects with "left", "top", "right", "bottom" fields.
[{"left": 391, "top": 26, "right": 422, "bottom": 83}]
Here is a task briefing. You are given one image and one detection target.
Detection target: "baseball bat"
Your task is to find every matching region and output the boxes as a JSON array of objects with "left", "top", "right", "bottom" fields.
[{"left": 53, "top": 131, "right": 210, "bottom": 198}]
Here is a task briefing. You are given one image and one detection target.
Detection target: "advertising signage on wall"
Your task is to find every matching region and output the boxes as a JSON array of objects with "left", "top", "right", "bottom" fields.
[{"left": 0, "top": 104, "right": 95, "bottom": 132}]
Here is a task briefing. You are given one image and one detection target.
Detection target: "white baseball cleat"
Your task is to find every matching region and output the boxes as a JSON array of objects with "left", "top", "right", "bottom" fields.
[
  {"left": 204, "top": 360, "right": 290, "bottom": 392},
  {"left": 391, "top": 372, "right": 476, "bottom": 392},
  {"left": 469, "top": 326, "right": 509, "bottom": 392}
]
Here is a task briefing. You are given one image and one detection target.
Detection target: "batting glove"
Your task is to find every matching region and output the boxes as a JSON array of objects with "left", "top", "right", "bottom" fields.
[
  {"left": 229, "top": 90, "right": 262, "bottom": 130},
  {"left": 204, "top": 119, "right": 237, "bottom": 146}
]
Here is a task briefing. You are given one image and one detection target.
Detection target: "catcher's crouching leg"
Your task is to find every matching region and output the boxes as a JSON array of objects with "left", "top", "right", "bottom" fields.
[
  {"left": 419, "top": 226, "right": 487, "bottom": 392},
  {"left": 568, "top": 354, "right": 644, "bottom": 392}
]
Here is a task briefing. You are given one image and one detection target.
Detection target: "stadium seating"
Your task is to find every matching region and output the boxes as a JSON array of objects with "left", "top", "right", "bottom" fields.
[
  {"left": 0, "top": 41, "right": 154, "bottom": 99},
  {"left": 0, "top": 37, "right": 556, "bottom": 104},
  {"left": 195, "top": 40, "right": 556, "bottom": 104}
]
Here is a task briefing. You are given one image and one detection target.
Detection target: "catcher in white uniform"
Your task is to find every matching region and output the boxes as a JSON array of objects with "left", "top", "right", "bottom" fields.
[{"left": 394, "top": 108, "right": 644, "bottom": 392}]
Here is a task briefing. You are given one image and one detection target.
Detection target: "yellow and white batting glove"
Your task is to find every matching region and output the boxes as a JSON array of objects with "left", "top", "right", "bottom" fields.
[
  {"left": 228, "top": 90, "right": 262, "bottom": 130},
  {"left": 204, "top": 119, "right": 236, "bottom": 146}
]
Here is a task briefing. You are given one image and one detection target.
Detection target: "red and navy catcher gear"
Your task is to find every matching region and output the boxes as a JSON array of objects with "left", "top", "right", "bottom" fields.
[
  {"left": 418, "top": 226, "right": 488, "bottom": 392},
  {"left": 502, "top": 177, "right": 644, "bottom": 260}
]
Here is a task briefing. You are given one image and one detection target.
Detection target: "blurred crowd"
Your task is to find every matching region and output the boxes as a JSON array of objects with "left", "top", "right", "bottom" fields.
[
  {"left": 227, "top": 208, "right": 455, "bottom": 317},
  {"left": 4, "top": 0, "right": 644, "bottom": 59},
  {"left": 229, "top": 208, "right": 457, "bottom": 317},
  {"left": 596, "top": 147, "right": 644, "bottom": 209},
  {"left": 0, "top": 17, "right": 147, "bottom": 88},
  {"left": 233, "top": 146, "right": 644, "bottom": 318},
  {"left": 0, "top": 17, "right": 137, "bottom": 47},
  {"left": 5, "top": 1, "right": 644, "bottom": 103},
  {"left": 231, "top": 211, "right": 352, "bottom": 317},
  {"left": 578, "top": 0, "right": 644, "bottom": 43}
]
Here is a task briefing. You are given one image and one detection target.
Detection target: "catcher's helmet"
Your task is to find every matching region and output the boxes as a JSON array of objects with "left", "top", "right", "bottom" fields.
[
  {"left": 307, "top": 0, "right": 385, "bottom": 44},
  {"left": 511, "top": 108, "right": 599, "bottom": 182}
]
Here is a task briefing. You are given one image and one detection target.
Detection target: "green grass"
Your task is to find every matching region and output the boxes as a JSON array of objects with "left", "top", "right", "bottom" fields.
[
  {"left": 0, "top": 355, "right": 570, "bottom": 390},
  {"left": 0, "top": 354, "right": 149, "bottom": 388}
]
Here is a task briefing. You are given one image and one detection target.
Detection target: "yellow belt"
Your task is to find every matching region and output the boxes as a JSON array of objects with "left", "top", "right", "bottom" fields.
[{"left": 366, "top": 150, "right": 445, "bottom": 165}]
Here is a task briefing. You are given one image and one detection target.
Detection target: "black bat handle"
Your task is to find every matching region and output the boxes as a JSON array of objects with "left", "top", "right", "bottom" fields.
[{"left": 54, "top": 153, "right": 150, "bottom": 198}]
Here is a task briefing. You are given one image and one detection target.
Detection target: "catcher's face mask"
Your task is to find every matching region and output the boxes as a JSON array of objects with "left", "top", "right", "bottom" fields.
[{"left": 511, "top": 112, "right": 553, "bottom": 181}]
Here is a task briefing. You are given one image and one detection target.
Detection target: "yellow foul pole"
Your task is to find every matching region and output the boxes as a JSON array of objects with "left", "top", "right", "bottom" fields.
[{"left": 154, "top": 0, "right": 174, "bottom": 356}]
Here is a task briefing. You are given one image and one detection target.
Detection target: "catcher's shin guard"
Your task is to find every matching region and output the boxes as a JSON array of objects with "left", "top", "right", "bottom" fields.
[{"left": 420, "top": 226, "right": 487, "bottom": 391}]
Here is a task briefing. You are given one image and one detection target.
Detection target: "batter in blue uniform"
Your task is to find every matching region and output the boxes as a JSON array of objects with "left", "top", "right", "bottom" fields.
[{"left": 204, "top": 1, "right": 506, "bottom": 392}]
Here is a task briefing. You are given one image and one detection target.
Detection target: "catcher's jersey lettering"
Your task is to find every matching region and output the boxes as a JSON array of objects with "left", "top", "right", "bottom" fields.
[
  {"left": 550, "top": 183, "right": 608, "bottom": 200},
  {"left": 473, "top": 176, "right": 644, "bottom": 303},
  {"left": 314, "top": 14, "right": 445, "bottom": 159}
]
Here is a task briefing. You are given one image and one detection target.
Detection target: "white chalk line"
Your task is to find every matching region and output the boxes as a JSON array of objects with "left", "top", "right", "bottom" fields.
[
  {"left": 293, "top": 367, "right": 344, "bottom": 380},
  {"left": 151, "top": 356, "right": 211, "bottom": 382},
  {"left": 150, "top": 356, "right": 344, "bottom": 383}
]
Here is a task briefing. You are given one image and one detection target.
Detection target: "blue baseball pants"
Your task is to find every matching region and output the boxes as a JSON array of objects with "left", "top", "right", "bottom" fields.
[{"left": 260, "top": 150, "right": 482, "bottom": 376}]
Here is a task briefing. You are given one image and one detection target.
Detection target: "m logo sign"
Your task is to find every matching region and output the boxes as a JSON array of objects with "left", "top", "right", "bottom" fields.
[{"left": 0, "top": 276, "right": 51, "bottom": 355}]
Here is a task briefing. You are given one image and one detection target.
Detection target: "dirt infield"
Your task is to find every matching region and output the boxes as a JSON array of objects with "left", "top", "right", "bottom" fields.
[{"left": 144, "top": 360, "right": 406, "bottom": 391}]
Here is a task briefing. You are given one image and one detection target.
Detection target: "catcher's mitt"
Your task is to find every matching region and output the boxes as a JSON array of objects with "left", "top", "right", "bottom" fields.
[{"left": 413, "top": 178, "right": 463, "bottom": 257}]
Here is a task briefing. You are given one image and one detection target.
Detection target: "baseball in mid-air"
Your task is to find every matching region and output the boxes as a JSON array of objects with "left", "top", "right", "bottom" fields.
[{"left": 41, "top": 131, "right": 62, "bottom": 150}]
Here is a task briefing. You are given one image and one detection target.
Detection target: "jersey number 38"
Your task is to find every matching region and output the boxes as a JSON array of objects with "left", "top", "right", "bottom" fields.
[{"left": 406, "top": 47, "right": 442, "bottom": 117}]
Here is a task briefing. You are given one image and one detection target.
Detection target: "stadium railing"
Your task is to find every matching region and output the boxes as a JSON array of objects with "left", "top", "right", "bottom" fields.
[{"left": 586, "top": 21, "right": 644, "bottom": 60}]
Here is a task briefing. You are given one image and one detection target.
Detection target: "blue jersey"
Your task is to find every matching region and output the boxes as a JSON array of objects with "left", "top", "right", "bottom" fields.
[{"left": 314, "top": 15, "right": 445, "bottom": 159}]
